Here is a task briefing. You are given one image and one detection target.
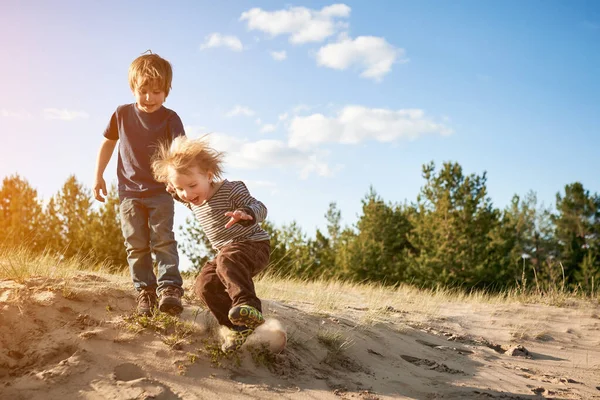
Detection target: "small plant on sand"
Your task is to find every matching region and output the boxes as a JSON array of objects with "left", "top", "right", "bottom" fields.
[
  {"left": 534, "top": 331, "right": 554, "bottom": 342},
  {"left": 163, "top": 334, "right": 186, "bottom": 349},
  {"left": 187, "top": 351, "right": 198, "bottom": 364},
  {"left": 509, "top": 325, "right": 530, "bottom": 341},
  {"left": 248, "top": 343, "right": 279, "bottom": 371},
  {"left": 176, "top": 363, "right": 187, "bottom": 375},
  {"left": 61, "top": 283, "right": 78, "bottom": 300},
  {"left": 286, "top": 329, "right": 307, "bottom": 351},
  {"left": 317, "top": 329, "right": 354, "bottom": 355},
  {"left": 122, "top": 311, "right": 196, "bottom": 348},
  {"left": 200, "top": 339, "right": 241, "bottom": 368},
  {"left": 318, "top": 328, "right": 363, "bottom": 372}
]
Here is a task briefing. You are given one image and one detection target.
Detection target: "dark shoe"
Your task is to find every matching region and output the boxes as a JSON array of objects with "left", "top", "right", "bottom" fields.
[
  {"left": 221, "top": 326, "right": 254, "bottom": 353},
  {"left": 137, "top": 289, "right": 157, "bottom": 316},
  {"left": 158, "top": 286, "right": 183, "bottom": 315},
  {"left": 228, "top": 305, "right": 265, "bottom": 329}
]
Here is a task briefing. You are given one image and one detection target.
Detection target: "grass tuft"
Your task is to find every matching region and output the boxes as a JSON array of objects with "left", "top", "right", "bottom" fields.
[{"left": 122, "top": 311, "right": 196, "bottom": 348}]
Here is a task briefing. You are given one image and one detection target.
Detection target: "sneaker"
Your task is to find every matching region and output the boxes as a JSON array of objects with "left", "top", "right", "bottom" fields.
[
  {"left": 228, "top": 305, "right": 265, "bottom": 329},
  {"left": 221, "top": 326, "right": 254, "bottom": 353},
  {"left": 158, "top": 286, "right": 183, "bottom": 315},
  {"left": 137, "top": 289, "right": 157, "bottom": 316}
]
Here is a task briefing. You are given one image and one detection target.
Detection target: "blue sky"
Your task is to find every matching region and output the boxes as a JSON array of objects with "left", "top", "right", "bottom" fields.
[{"left": 1, "top": 1, "right": 599, "bottom": 269}]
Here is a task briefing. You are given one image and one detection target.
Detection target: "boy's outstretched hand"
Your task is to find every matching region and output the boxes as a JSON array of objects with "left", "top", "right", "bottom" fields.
[{"left": 224, "top": 209, "right": 253, "bottom": 228}]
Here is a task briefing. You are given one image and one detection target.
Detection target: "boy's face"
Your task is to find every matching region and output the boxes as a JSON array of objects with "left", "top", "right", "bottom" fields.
[
  {"left": 169, "top": 166, "right": 213, "bottom": 206},
  {"left": 133, "top": 83, "right": 166, "bottom": 113}
]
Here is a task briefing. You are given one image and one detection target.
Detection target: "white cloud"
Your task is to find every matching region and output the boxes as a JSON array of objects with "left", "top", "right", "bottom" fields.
[
  {"left": 288, "top": 105, "right": 452, "bottom": 149},
  {"left": 183, "top": 125, "right": 212, "bottom": 138},
  {"left": 233, "top": 139, "right": 305, "bottom": 169},
  {"left": 316, "top": 35, "right": 405, "bottom": 81},
  {"left": 292, "top": 104, "right": 312, "bottom": 114},
  {"left": 1, "top": 109, "right": 33, "bottom": 119},
  {"left": 240, "top": 4, "right": 350, "bottom": 44},
  {"left": 200, "top": 33, "right": 244, "bottom": 51},
  {"left": 255, "top": 118, "right": 262, "bottom": 125},
  {"left": 299, "top": 155, "right": 340, "bottom": 180},
  {"left": 260, "top": 123, "right": 276, "bottom": 133},
  {"left": 225, "top": 105, "right": 255, "bottom": 117},
  {"left": 278, "top": 112, "right": 289, "bottom": 121},
  {"left": 244, "top": 180, "right": 279, "bottom": 195},
  {"left": 183, "top": 124, "right": 345, "bottom": 179},
  {"left": 270, "top": 50, "right": 287, "bottom": 61},
  {"left": 186, "top": 131, "right": 333, "bottom": 178},
  {"left": 42, "top": 108, "right": 89, "bottom": 121}
]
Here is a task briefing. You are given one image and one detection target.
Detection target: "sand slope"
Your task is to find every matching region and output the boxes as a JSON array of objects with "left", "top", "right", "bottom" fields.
[{"left": 1, "top": 273, "right": 599, "bottom": 399}]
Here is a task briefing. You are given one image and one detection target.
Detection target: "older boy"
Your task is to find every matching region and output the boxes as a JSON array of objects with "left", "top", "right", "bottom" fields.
[{"left": 94, "top": 52, "right": 185, "bottom": 316}]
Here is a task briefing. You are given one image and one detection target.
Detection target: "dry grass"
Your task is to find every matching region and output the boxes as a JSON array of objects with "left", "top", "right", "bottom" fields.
[
  {"left": 1, "top": 247, "right": 597, "bottom": 319},
  {"left": 0, "top": 246, "right": 123, "bottom": 282},
  {"left": 256, "top": 271, "right": 599, "bottom": 323},
  {"left": 317, "top": 328, "right": 354, "bottom": 355}
]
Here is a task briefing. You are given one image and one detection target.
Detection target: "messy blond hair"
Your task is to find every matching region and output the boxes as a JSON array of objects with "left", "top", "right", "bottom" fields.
[
  {"left": 152, "top": 136, "right": 225, "bottom": 184},
  {"left": 129, "top": 52, "right": 173, "bottom": 96}
]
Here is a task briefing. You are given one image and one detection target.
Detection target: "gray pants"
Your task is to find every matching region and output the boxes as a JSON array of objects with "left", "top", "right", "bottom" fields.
[{"left": 119, "top": 193, "right": 182, "bottom": 294}]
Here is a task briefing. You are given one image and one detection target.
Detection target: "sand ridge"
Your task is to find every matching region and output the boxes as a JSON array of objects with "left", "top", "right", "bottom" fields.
[{"left": 1, "top": 273, "right": 599, "bottom": 399}]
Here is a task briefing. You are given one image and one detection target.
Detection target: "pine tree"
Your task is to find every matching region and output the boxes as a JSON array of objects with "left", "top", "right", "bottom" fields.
[
  {"left": 0, "top": 175, "right": 45, "bottom": 251},
  {"left": 89, "top": 184, "right": 127, "bottom": 270},
  {"left": 50, "top": 175, "right": 95, "bottom": 259},
  {"left": 39, "top": 197, "right": 65, "bottom": 255},
  {"left": 488, "top": 192, "right": 557, "bottom": 290},
  {"left": 406, "top": 162, "right": 499, "bottom": 288},
  {"left": 344, "top": 187, "right": 413, "bottom": 284},
  {"left": 552, "top": 182, "right": 600, "bottom": 288},
  {"left": 305, "top": 202, "right": 344, "bottom": 279}
]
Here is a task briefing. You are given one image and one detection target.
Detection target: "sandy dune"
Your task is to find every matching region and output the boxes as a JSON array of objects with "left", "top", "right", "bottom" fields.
[{"left": 1, "top": 273, "right": 599, "bottom": 399}]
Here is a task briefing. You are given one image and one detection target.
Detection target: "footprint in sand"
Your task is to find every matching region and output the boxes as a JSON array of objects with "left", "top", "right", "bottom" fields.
[
  {"left": 81, "top": 363, "right": 182, "bottom": 399},
  {"left": 113, "top": 362, "right": 146, "bottom": 381},
  {"left": 416, "top": 339, "right": 474, "bottom": 355},
  {"left": 87, "top": 377, "right": 182, "bottom": 399},
  {"left": 34, "top": 349, "right": 89, "bottom": 383},
  {"left": 401, "top": 355, "right": 464, "bottom": 375},
  {"left": 11, "top": 344, "right": 81, "bottom": 379}
]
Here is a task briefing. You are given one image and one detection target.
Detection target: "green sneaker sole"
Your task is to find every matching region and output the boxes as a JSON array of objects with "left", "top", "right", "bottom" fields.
[{"left": 228, "top": 305, "right": 265, "bottom": 329}]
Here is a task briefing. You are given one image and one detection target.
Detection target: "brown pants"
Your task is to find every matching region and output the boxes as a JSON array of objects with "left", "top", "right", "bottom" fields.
[{"left": 194, "top": 240, "right": 270, "bottom": 328}]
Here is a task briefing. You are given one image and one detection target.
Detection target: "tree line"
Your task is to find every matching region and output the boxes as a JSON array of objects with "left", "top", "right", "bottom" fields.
[
  {"left": 2, "top": 161, "right": 599, "bottom": 293},
  {"left": 0, "top": 175, "right": 125, "bottom": 269}
]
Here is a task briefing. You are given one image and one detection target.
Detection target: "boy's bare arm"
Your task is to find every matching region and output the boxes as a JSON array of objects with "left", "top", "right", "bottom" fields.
[{"left": 94, "top": 138, "right": 117, "bottom": 202}]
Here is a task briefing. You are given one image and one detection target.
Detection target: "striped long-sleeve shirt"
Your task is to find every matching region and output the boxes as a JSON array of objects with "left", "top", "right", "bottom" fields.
[{"left": 181, "top": 180, "right": 270, "bottom": 251}]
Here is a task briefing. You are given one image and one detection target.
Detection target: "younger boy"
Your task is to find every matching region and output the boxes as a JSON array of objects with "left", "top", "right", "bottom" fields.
[
  {"left": 94, "top": 53, "right": 185, "bottom": 316},
  {"left": 151, "top": 136, "right": 271, "bottom": 353}
]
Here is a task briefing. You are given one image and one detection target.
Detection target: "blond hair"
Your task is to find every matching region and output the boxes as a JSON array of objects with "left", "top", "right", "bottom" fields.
[
  {"left": 128, "top": 52, "right": 173, "bottom": 96},
  {"left": 152, "top": 136, "right": 225, "bottom": 184}
]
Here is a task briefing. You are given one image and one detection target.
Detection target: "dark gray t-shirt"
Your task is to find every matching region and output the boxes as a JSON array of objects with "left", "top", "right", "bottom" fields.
[{"left": 103, "top": 103, "right": 185, "bottom": 198}]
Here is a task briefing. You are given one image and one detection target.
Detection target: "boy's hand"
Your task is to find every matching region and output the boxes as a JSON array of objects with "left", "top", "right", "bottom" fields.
[
  {"left": 94, "top": 177, "right": 107, "bottom": 202},
  {"left": 224, "top": 209, "right": 253, "bottom": 229}
]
